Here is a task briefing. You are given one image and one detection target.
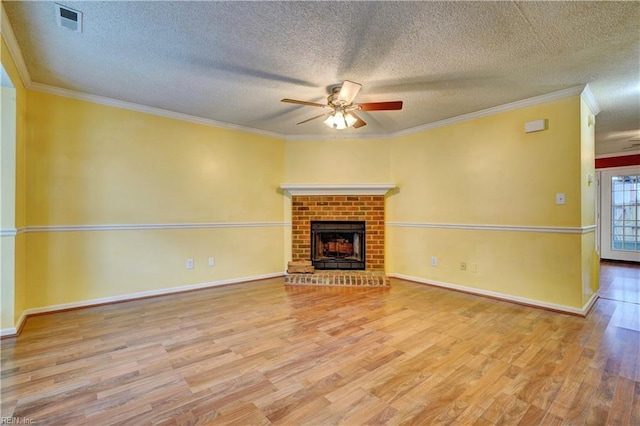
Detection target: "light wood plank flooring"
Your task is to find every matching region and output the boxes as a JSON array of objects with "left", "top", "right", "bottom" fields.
[
  {"left": 599, "top": 260, "right": 640, "bottom": 305},
  {"left": 1, "top": 266, "right": 639, "bottom": 425}
]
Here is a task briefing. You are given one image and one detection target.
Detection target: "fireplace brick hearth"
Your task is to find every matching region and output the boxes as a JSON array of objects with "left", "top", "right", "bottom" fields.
[
  {"left": 285, "top": 270, "right": 390, "bottom": 287},
  {"left": 291, "top": 195, "right": 385, "bottom": 271}
]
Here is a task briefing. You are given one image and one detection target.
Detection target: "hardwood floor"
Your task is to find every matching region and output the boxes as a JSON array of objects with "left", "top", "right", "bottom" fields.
[
  {"left": 599, "top": 260, "right": 640, "bottom": 305},
  {"left": 1, "top": 266, "right": 639, "bottom": 425}
]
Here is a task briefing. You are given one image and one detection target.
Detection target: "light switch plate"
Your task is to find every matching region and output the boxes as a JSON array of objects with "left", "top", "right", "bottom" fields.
[{"left": 555, "top": 193, "right": 566, "bottom": 205}]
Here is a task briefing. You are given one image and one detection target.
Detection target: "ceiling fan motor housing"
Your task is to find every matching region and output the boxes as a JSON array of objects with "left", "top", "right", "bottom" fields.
[{"left": 328, "top": 86, "right": 349, "bottom": 108}]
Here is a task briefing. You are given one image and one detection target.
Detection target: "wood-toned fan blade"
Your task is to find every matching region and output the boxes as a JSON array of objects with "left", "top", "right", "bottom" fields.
[
  {"left": 351, "top": 112, "right": 367, "bottom": 129},
  {"left": 281, "top": 99, "right": 326, "bottom": 108},
  {"left": 297, "top": 113, "right": 327, "bottom": 125},
  {"left": 358, "top": 101, "right": 403, "bottom": 111},
  {"left": 337, "top": 81, "right": 362, "bottom": 105}
]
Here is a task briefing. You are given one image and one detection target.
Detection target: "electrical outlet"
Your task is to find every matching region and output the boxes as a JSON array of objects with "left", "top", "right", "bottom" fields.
[
  {"left": 208, "top": 257, "right": 215, "bottom": 267},
  {"left": 431, "top": 256, "right": 438, "bottom": 266},
  {"left": 186, "top": 258, "right": 194, "bottom": 269},
  {"left": 460, "top": 262, "right": 467, "bottom": 271},
  {"left": 471, "top": 263, "right": 477, "bottom": 273}
]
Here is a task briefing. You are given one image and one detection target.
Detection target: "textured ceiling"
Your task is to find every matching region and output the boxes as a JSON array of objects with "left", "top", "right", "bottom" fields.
[{"left": 3, "top": 1, "right": 639, "bottom": 153}]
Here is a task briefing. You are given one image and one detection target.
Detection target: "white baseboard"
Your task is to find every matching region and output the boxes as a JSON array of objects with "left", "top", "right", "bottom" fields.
[
  {"left": 388, "top": 273, "right": 598, "bottom": 316},
  {"left": 1, "top": 272, "right": 284, "bottom": 337},
  {"left": 582, "top": 292, "right": 599, "bottom": 315},
  {"left": 0, "top": 312, "right": 26, "bottom": 337},
  {"left": 0, "top": 326, "right": 17, "bottom": 337}
]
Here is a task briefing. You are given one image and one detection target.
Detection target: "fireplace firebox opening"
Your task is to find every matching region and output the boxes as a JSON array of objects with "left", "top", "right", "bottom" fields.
[{"left": 311, "top": 221, "right": 365, "bottom": 270}]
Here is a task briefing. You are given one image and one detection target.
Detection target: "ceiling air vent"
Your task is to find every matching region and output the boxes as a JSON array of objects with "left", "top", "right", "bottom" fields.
[{"left": 55, "top": 4, "right": 83, "bottom": 33}]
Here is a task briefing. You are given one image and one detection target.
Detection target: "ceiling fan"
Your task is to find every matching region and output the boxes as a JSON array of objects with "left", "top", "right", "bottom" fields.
[
  {"left": 621, "top": 137, "right": 640, "bottom": 151},
  {"left": 622, "top": 142, "right": 640, "bottom": 151},
  {"left": 281, "top": 80, "right": 403, "bottom": 130}
]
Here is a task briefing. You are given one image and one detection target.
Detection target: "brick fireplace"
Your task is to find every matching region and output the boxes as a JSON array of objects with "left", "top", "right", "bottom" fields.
[
  {"left": 290, "top": 193, "right": 386, "bottom": 271},
  {"left": 280, "top": 183, "right": 396, "bottom": 274}
]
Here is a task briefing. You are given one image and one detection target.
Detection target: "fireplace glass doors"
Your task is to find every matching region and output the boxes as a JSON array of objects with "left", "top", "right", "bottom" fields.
[{"left": 311, "top": 221, "right": 365, "bottom": 270}]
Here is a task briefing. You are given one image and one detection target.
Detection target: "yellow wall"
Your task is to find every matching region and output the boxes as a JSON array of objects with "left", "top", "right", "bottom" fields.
[
  {"left": 386, "top": 97, "right": 587, "bottom": 309},
  {"left": 388, "top": 98, "right": 581, "bottom": 227},
  {"left": 284, "top": 137, "right": 391, "bottom": 183},
  {"left": 581, "top": 231, "right": 598, "bottom": 306},
  {"left": 27, "top": 92, "right": 283, "bottom": 225},
  {"left": 1, "top": 35, "right": 27, "bottom": 331},
  {"left": 580, "top": 97, "right": 596, "bottom": 227},
  {"left": 25, "top": 91, "right": 285, "bottom": 310},
  {"left": 386, "top": 227, "right": 583, "bottom": 306},
  {"left": 25, "top": 227, "right": 283, "bottom": 308}
]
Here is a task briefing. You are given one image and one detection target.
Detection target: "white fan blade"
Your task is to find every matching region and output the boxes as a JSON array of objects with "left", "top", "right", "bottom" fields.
[{"left": 337, "top": 81, "right": 362, "bottom": 105}]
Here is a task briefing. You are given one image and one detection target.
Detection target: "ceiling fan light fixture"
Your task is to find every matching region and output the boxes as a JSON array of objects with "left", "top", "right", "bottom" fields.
[
  {"left": 283, "top": 80, "right": 399, "bottom": 130},
  {"left": 324, "top": 110, "right": 357, "bottom": 130}
]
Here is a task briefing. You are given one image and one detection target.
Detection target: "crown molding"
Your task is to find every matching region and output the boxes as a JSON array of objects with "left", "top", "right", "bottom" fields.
[
  {"left": 30, "top": 82, "right": 589, "bottom": 142},
  {"left": 28, "top": 82, "right": 284, "bottom": 140},
  {"left": 581, "top": 84, "right": 601, "bottom": 115},
  {"left": 284, "top": 86, "right": 588, "bottom": 141},
  {"left": 27, "top": 79, "right": 392, "bottom": 141},
  {"left": 388, "top": 86, "right": 587, "bottom": 139},
  {"left": 280, "top": 183, "right": 396, "bottom": 196},
  {"left": 0, "top": 3, "right": 32, "bottom": 88}
]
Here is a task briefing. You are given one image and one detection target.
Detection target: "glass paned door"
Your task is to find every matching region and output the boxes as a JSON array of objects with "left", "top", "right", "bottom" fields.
[{"left": 601, "top": 166, "right": 640, "bottom": 262}]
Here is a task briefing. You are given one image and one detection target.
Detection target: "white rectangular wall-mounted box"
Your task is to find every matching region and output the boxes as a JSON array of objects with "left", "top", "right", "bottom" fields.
[{"left": 525, "top": 119, "right": 547, "bottom": 133}]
